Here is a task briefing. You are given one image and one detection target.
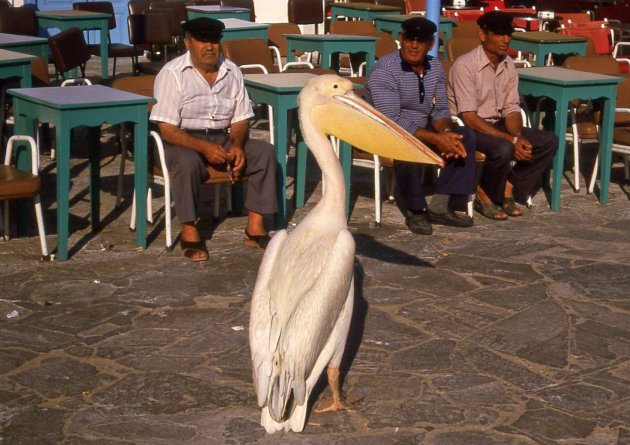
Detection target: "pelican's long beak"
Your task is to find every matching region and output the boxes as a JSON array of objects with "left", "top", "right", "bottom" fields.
[{"left": 309, "top": 77, "right": 443, "bottom": 166}]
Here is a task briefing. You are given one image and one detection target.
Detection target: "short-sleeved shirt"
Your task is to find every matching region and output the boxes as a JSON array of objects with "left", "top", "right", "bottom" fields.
[
  {"left": 363, "top": 51, "right": 451, "bottom": 135},
  {"left": 150, "top": 52, "right": 254, "bottom": 130},
  {"left": 447, "top": 45, "right": 521, "bottom": 123}
]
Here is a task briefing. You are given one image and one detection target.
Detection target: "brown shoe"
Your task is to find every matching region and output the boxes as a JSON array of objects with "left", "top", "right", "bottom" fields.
[{"left": 244, "top": 230, "right": 272, "bottom": 249}]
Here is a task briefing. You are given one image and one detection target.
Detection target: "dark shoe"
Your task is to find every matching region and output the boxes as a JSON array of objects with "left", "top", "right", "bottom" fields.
[
  {"left": 502, "top": 197, "right": 524, "bottom": 217},
  {"left": 244, "top": 230, "right": 272, "bottom": 249},
  {"left": 474, "top": 199, "right": 508, "bottom": 221},
  {"left": 404, "top": 210, "right": 433, "bottom": 235},
  {"left": 180, "top": 239, "right": 209, "bottom": 262},
  {"left": 427, "top": 208, "right": 474, "bottom": 227}
]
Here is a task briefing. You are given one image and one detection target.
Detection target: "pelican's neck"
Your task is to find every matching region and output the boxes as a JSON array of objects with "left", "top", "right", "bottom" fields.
[{"left": 300, "top": 115, "right": 347, "bottom": 224}]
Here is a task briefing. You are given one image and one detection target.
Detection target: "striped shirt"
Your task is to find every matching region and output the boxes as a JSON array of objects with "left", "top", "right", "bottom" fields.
[
  {"left": 364, "top": 51, "right": 451, "bottom": 135},
  {"left": 150, "top": 52, "right": 254, "bottom": 130}
]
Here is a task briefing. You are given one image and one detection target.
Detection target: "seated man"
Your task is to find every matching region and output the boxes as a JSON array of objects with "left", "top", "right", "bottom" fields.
[
  {"left": 447, "top": 11, "right": 557, "bottom": 220},
  {"left": 364, "top": 17, "right": 477, "bottom": 235},
  {"left": 150, "top": 17, "right": 278, "bottom": 261}
]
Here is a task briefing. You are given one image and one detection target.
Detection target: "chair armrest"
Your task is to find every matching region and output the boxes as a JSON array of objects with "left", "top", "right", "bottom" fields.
[
  {"left": 238, "top": 64, "right": 269, "bottom": 74},
  {"left": 60, "top": 78, "right": 92, "bottom": 86},
  {"left": 269, "top": 45, "right": 282, "bottom": 71},
  {"left": 281, "top": 61, "right": 315, "bottom": 71},
  {"left": 149, "top": 130, "right": 169, "bottom": 179},
  {"left": 4, "top": 135, "right": 39, "bottom": 175}
]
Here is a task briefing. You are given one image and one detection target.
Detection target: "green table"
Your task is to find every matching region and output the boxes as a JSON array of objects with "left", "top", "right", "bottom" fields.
[
  {"left": 517, "top": 67, "right": 623, "bottom": 210},
  {"left": 9, "top": 85, "right": 155, "bottom": 261},
  {"left": 0, "top": 32, "right": 49, "bottom": 64},
  {"left": 331, "top": 2, "right": 401, "bottom": 22},
  {"left": 510, "top": 31, "right": 587, "bottom": 67},
  {"left": 374, "top": 14, "right": 456, "bottom": 60},
  {"left": 186, "top": 5, "right": 251, "bottom": 20},
  {"left": 220, "top": 18, "right": 269, "bottom": 42},
  {"left": 0, "top": 49, "right": 36, "bottom": 88},
  {"left": 285, "top": 34, "right": 378, "bottom": 75},
  {"left": 244, "top": 73, "right": 354, "bottom": 227},
  {"left": 36, "top": 10, "right": 111, "bottom": 80}
]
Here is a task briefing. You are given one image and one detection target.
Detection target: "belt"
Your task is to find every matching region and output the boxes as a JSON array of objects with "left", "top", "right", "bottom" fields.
[{"left": 184, "top": 128, "right": 227, "bottom": 135}]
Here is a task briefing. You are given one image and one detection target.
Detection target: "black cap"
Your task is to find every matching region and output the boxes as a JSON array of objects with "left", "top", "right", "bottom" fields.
[
  {"left": 401, "top": 17, "right": 437, "bottom": 41},
  {"left": 182, "top": 17, "right": 225, "bottom": 42},
  {"left": 477, "top": 11, "right": 515, "bottom": 36}
]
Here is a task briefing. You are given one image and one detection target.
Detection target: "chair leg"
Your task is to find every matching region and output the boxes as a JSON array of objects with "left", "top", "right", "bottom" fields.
[
  {"left": 373, "top": 155, "right": 381, "bottom": 226},
  {"left": 33, "top": 195, "right": 49, "bottom": 259},
  {"left": 588, "top": 152, "right": 599, "bottom": 194},
  {"left": 2, "top": 200, "right": 8, "bottom": 241},
  {"left": 624, "top": 155, "right": 630, "bottom": 181},
  {"left": 116, "top": 123, "right": 128, "bottom": 209},
  {"left": 213, "top": 184, "right": 220, "bottom": 218}
]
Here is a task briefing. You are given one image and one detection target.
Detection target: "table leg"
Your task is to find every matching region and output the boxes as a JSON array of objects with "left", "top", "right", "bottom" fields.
[
  {"left": 88, "top": 126, "right": 101, "bottom": 230},
  {"left": 56, "top": 119, "right": 72, "bottom": 261},
  {"left": 99, "top": 24, "right": 109, "bottom": 79},
  {"left": 294, "top": 128, "right": 307, "bottom": 209},
  {"left": 273, "top": 105, "right": 288, "bottom": 228},
  {"left": 597, "top": 94, "right": 617, "bottom": 204},
  {"left": 338, "top": 140, "right": 352, "bottom": 219},
  {"left": 550, "top": 93, "right": 569, "bottom": 211},
  {"left": 133, "top": 121, "right": 148, "bottom": 249}
]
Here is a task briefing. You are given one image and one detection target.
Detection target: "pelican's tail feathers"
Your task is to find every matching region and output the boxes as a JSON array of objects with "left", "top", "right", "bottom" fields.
[{"left": 288, "top": 402, "right": 308, "bottom": 432}]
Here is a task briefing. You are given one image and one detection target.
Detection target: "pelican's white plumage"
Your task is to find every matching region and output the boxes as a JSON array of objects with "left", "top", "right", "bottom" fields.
[{"left": 249, "top": 75, "right": 441, "bottom": 433}]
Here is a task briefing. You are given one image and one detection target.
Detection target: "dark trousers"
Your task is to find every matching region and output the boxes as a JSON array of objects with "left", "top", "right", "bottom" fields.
[
  {"left": 160, "top": 133, "right": 278, "bottom": 223},
  {"left": 394, "top": 125, "right": 477, "bottom": 211},
  {"left": 474, "top": 123, "right": 557, "bottom": 204}
]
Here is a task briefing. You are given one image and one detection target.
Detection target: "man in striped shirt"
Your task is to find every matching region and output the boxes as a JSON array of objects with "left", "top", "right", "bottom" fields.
[{"left": 364, "top": 17, "right": 477, "bottom": 235}]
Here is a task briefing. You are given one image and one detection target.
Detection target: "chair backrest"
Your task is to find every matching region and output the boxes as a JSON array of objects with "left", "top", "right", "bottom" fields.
[
  {"left": 560, "top": 26, "right": 612, "bottom": 56},
  {"left": 563, "top": 54, "right": 621, "bottom": 75},
  {"left": 221, "top": 38, "right": 276, "bottom": 73},
  {"left": 404, "top": 0, "right": 426, "bottom": 14},
  {"left": 112, "top": 74, "right": 156, "bottom": 111},
  {"left": 451, "top": 20, "right": 480, "bottom": 38},
  {"left": 0, "top": 6, "right": 38, "bottom": 36},
  {"left": 557, "top": 12, "right": 591, "bottom": 27},
  {"left": 48, "top": 27, "right": 92, "bottom": 78},
  {"left": 150, "top": 1, "right": 187, "bottom": 39},
  {"left": 446, "top": 37, "right": 478, "bottom": 61},
  {"left": 188, "top": 0, "right": 221, "bottom": 4},
  {"left": 73, "top": 1, "right": 117, "bottom": 30},
  {"left": 127, "top": 12, "right": 173, "bottom": 46},
  {"left": 375, "top": 0, "right": 404, "bottom": 7},
  {"left": 267, "top": 22, "right": 301, "bottom": 58},
  {"left": 288, "top": 0, "right": 324, "bottom": 25},
  {"left": 329, "top": 19, "right": 377, "bottom": 35},
  {"left": 128, "top": 0, "right": 151, "bottom": 15},
  {"left": 220, "top": 0, "right": 255, "bottom": 21}
]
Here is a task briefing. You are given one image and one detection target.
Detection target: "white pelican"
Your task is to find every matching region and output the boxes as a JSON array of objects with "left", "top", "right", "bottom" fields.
[{"left": 249, "top": 74, "right": 442, "bottom": 433}]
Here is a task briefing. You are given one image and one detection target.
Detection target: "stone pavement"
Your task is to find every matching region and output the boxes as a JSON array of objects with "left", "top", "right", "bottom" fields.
[{"left": 2, "top": 57, "right": 630, "bottom": 444}]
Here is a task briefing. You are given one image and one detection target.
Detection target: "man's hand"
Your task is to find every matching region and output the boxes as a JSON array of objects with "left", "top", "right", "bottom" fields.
[
  {"left": 435, "top": 131, "right": 467, "bottom": 159},
  {"left": 513, "top": 136, "right": 533, "bottom": 161},
  {"left": 201, "top": 140, "right": 232, "bottom": 166},
  {"left": 228, "top": 145, "right": 246, "bottom": 180}
]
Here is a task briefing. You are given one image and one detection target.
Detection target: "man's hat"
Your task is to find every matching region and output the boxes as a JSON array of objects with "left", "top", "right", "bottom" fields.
[
  {"left": 182, "top": 17, "right": 225, "bottom": 41},
  {"left": 477, "top": 11, "right": 515, "bottom": 35},
  {"left": 401, "top": 17, "right": 437, "bottom": 41}
]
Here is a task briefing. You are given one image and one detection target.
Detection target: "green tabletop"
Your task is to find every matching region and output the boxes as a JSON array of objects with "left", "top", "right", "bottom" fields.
[
  {"left": 285, "top": 34, "right": 378, "bottom": 75},
  {"left": 219, "top": 18, "right": 269, "bottom": 42},
  {"left": 510, "top": 31, "right": 587, "bottom": 67},
  {"left": 186, "top": 5, "right": 251, "bottom": 20},
  {"left": 517, "top": 67, "right": 623, "bottom": 210},
  {"left": 36, "top": 10, "right": 111, "bottom": 79},
  {"left": 9, "top": 85, "right": 155, "bottom": 261},
  {"left": 331, "top": 2, "right": 402, "bottom": 22},
  {"left": 0, "top": 32, "right": 49, "bottom": 65},
  {"left": 0, "top": 49, "right": 36, "bottom": 88},
  {"left": 374, "top": 15, "right": 456, "bottom": 60},
  {"left": 244, "top": 73, "right": 354, "bottom": 227}
]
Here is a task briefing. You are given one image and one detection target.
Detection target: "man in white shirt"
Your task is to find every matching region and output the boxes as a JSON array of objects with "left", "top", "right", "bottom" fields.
[{"left": 150, "top": 17, "right": 277, "bottom": 261}]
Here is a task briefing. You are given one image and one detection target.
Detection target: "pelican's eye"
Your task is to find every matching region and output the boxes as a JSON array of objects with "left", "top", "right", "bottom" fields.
[{"left": 333, "top": 84, "right": 339, "bottom": 89}]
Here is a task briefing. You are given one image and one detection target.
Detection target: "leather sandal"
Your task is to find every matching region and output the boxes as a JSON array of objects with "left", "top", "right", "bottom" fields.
[
  {"left": 502, "top": 197, "right": 524, "bottom": 217},
  {"left": 473, "top": 199, "right": 508, "bottom": 221},
  {"left": 244, "top": 230, "right": 272, "bottom": 249},
  {"left": 180, "top": 239, "right": 209, "bottom": 262}
]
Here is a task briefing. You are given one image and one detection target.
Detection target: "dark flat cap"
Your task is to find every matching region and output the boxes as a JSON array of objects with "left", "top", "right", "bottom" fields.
[
  {"left": 477, "top": 11, "right": 514, "bottom": 35},
  {"left": 401, "top": 17, "right": 437, "bottom": 41},
  {"left": 182, "top": 17, "right": 225, "bottom": 41}
]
